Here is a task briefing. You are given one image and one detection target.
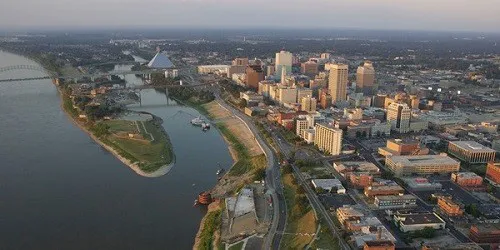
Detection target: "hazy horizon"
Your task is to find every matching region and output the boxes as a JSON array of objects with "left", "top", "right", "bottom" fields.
[{"left": 1, "top": 0, "right": 499, "bottom": 33}]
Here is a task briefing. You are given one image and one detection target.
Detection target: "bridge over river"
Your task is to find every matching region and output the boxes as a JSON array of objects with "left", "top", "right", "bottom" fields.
[{"left": 0, "top": 64, "right": 164, "bottom": 83}]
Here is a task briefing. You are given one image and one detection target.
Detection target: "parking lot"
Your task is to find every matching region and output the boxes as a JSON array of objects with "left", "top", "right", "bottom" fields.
[
  {"left": 413, "top": 180, "right": 480, "bottom": 205},
  {"left": 359, "top": 138, "right": 387, "bottom": 151}
]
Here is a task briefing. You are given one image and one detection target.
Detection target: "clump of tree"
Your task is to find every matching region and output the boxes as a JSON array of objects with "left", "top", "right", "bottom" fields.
[
  {"left": 90, "top": 123, "right": 110, "bottom": 138},
  {"left": 411, "top": 227, "right": 437, "bottom": 239},
  {"left": 464, "top": 204, "right": 481, "bottom": 218}
]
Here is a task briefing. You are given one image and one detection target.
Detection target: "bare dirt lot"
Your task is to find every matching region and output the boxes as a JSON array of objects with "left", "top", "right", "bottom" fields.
[{"left": 203, "top": 102, "right": 262, "bottom": 157}]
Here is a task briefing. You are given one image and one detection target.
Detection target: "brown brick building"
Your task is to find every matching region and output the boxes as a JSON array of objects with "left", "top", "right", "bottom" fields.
[
  {"left": 245, "top": 65, "right": 264, "bottom": 89},
  {"left": 469, "top": 224, "right": 500, "bottom": 243},
  {"left": 486, "top": 162, "right": 500, "bottom": 185},
  {"left": 363, "top": 241, "right": 395, "bottom": 250},
  {"left": 437, "top": 196, "right": 463, "bottom": 217}
]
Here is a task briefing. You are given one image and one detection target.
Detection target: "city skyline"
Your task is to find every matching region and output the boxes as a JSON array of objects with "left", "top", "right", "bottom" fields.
[{"left": 1, "top": 0, "right": 500, "bottom": 32}]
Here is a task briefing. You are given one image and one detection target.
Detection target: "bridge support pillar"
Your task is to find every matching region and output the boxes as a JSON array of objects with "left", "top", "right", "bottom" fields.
[{"left": 165, "top": 86, "right": 169, "bottom": 105}]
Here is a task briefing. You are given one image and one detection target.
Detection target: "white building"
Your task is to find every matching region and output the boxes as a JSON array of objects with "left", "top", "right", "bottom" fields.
[
  {"left": 164, "top": 69, "right": 178, "bottom": 78},
  {"left": 393, "top": 212, "right": 446, "bottom": 232},
  {"left": 301, "top": 96, "right": 317, "bottom": 113},
  {"left": 296, "top": 119, "right": 309, "bottom": 136},
  {"left": 275, "top": 50, "right": 293, "bottom": 80},
  {"left": 311, "top": 179, "right": 346, "bottom": 194},
  {"left": 197, "top": 65, "right": 230, "bottom": 75},
  {"left": 301, "top": 129, "right": 315, "bottom": 144},
  {"left": 314, "top": 123, "right": 343, "bottom": 156},
  {"left": 387, "top": 102, "right": 411, "bottom": 133}
]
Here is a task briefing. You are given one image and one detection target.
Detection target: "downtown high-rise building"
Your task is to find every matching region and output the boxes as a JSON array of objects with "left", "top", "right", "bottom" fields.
[
  {"left": 356, "top": 61, "right": 375, "bottom": 95},
  {"left": 314, "top": 123, "right": 343, "bottom": 156},
  {"left": 387, "top": 102, "right": 411, "bottom": 133},
  {"left": 275, "top": 50, "right": 293, "bottom": 80},
  {"left": 328, "top": 64, "right": 349, "bottom": 104}
]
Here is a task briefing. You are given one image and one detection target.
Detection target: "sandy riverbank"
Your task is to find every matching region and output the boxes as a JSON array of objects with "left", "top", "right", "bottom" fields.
[{"left": 192, "top": 100, "right": 268, "bottom": 249}]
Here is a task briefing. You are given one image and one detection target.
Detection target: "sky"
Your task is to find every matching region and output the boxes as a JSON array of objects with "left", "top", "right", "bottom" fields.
[{"left": 0, "top": 0, "right": 499, "bottom": 32}]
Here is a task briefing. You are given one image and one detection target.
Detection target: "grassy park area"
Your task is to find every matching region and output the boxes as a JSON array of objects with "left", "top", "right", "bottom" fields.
[
  {"left": 103, "top": 119, "right": 174, "bottom": 173},
  {"left": 280, "top": 172, "right": 317, "bottom": 250}
]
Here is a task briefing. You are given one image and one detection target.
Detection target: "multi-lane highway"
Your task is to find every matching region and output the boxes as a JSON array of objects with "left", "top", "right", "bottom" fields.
[
  {"left": 269, "top": 128, "right": 350, "bottom": 250},
  {"left": 212, "top": 91, "right": 287, "bottom": 250}
]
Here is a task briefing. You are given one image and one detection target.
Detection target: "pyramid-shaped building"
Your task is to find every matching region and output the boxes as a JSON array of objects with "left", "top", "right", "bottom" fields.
[{"left": 147, "top": 52, "right": 175, "bottom": 69}]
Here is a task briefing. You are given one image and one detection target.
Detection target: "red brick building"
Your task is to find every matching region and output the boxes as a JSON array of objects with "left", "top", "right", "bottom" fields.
[
  {"left": 469, "top": 224, "right": 500, "bottom": 243},
  {"left": 486, "top": 162, "right": 500, "bottom": 185},
  {"left": 451, "top": 172, "right": 483, "bottom": 187},
  {"left": 363, "top": 241, "right": 395, "bottom": 250},
  {"left": 350, "top": 172, "right": 374, "bottom": 188}
]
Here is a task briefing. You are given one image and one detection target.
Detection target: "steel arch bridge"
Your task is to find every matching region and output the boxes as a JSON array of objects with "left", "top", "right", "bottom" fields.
[{"left": 0, "top": 65, "right": 56, "bottom": 76}]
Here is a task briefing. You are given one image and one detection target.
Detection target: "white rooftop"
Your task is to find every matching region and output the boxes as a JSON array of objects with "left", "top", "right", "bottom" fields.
[
  {"left": 450, "top": 141, "right": 496, "bottom": 153},
  {"left": 233, "top": 188, "right": 255, "bottom": 218},
  {"left": 388, "top": 155, "right": 460, "bottom": 166}
]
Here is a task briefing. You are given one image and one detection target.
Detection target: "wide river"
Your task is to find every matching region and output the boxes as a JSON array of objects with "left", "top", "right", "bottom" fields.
[{"left": 0, "top": 51, "right": 232, "bottom": 250}]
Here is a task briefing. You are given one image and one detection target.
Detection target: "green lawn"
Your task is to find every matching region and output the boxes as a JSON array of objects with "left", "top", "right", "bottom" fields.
[
  {"left": 105, "top": 120, "right": 137, "bottom": 133},
  {"left": 228, "top": 241, "right": 244, "bottom": 250},
  {"left": 198, "top": 210, "right": 222, "bottom": 250},
  {"left": 103, "top": 119, "right": 174, "bottom": 172},
  {"left": 280, "top": 173, "right": 317, "bottom": 250},
  {"left": 310, "top": 224, "right": 341, "bottom": 250}
]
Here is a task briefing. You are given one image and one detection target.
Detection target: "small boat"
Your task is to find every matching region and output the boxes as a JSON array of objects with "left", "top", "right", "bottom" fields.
[
  {"left": 201, "top": 123, "right": 211, "bottom": 130},
  {"left": 216, "top": 168, "right": 225, "bottom": 175},
  {"left": 191, "top": 116, "right": 204, "bottom": 126}
]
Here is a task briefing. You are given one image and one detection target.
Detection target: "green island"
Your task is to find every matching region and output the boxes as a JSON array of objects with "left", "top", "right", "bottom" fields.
[{"left": 60, "top": 82, "right": 175, "bottom": 173}]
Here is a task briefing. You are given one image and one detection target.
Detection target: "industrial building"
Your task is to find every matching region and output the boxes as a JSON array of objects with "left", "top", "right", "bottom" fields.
[
  {"left": 393, "top": 212, "right": 446, "bottom": 232},
  {"left": 364, "top": 184, "right": 405, "bottom": 198},
  {"left": 385, "top": 154, "right": 460, "bottom": 177},
  {"left": 311, "top": 179, "right": 346, "bottom": 194},
  {"left": 403, "top": 177, "right": 442, "bottom": 191},
  {"left": 375, "top": 194, "right": 417, "bottom": 209},
  {"left": 448, "top": 141, "right": 496, "bottom": 164}
]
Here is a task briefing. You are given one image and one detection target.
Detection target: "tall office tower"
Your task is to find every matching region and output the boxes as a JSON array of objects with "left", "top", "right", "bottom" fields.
[
  {"left": 328, "top": 64, "right": 349, "bottom": 104},
  {"left": 281, "top": 66, "right": 288, "bottom": 85},
  {"left": 387, "top": 102, "right": 411, "bottom": 133},
  {"left": 356, "top": 61, "right": 375, "bottom": 95},
  {"left": 314, "top": 123, "right": 343, "bottom": 155},
  {"left": 245, "top": 65, "right": 264, "bottom": 89},
  {"left": 275, "top": 50, "right": 293, "bottom": 80}
]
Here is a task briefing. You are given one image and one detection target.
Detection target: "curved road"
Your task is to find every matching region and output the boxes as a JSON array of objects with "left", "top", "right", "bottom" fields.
[{"left": 213, "top": 91, "right": 286, "bottom": 250}]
